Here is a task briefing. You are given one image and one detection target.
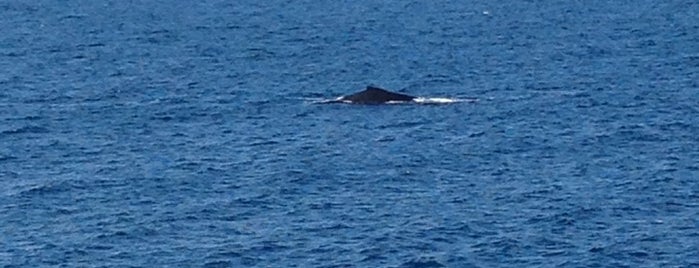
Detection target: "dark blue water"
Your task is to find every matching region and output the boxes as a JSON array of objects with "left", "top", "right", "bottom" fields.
[{"left": 2, "top": 1, "right": 698, "bottom": 267}]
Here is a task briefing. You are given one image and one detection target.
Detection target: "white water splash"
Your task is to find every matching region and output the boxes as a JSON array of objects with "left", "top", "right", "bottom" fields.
[{"left": 413, "top": 97, "right": 478, "bottom": 104}]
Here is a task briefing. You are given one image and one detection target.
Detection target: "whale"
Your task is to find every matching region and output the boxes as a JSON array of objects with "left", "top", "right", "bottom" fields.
[
  {"left": 329, "top": 86, "right": 416, "bottom": 104},
  {"left": 313, "top": 85, "right": 471, "bottom": 105}
]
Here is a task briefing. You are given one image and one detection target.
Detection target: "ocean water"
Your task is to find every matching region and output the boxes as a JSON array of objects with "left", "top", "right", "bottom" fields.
[{"left": 1, "top": 0, "right": 698, "bottom": 267}]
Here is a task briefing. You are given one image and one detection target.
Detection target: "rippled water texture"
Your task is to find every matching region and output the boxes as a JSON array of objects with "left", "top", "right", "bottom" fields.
[{"left": 1, "top": 1, "right": 698, "bottom": 267}]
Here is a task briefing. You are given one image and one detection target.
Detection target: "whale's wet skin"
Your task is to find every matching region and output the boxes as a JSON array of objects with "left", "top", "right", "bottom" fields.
[
  {"left": 317, "top": 86, "right": 470, "bottom": 104},
  {"left": 339, "top": 86, "right": 416, "bottom": 104}
]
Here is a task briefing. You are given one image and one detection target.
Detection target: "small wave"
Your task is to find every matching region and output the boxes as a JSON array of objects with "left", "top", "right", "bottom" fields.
[
  {"left": 1, "top": 125, "right": 50, "bottom": 135},
  {"left": 400, "top": 257, "right": 445, "bottom": 268},
  {"left": 0, "top": 154, "right": 17, "bottom": 162}
]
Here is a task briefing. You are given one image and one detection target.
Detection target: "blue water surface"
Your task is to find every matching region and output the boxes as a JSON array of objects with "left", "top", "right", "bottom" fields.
[{"left": 1, "top": 1, "right": 698, "bottom": 267}]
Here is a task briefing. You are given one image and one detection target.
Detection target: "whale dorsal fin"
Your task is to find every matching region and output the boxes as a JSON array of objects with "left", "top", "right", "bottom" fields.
[{"left": 339, "top": 86, "right": 415, "bottom": 104}]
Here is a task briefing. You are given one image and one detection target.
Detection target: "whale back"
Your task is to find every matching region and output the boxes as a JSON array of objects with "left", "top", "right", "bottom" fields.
[{"left": 340, "top": 86, "right": 415, "bottom": 104}]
